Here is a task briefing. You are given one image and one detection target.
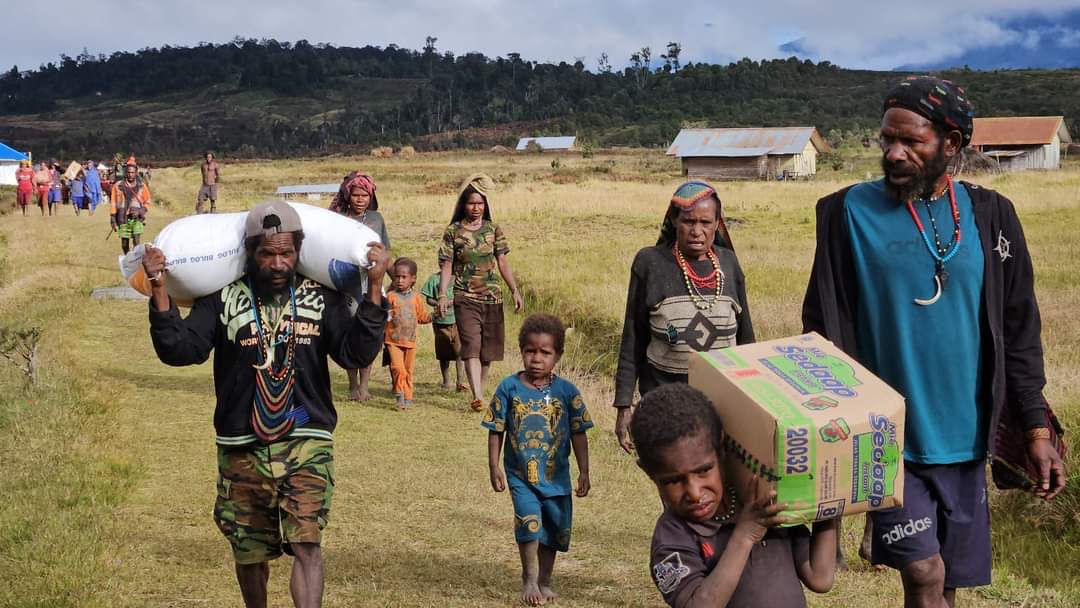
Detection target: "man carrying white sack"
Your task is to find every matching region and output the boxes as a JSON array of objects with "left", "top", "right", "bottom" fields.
[
  {"left": 802, "top": 76, "right": 1065, "bottom": 608},
  {"left": 144, "top": 201, "right": 389, "bottom": 608}
]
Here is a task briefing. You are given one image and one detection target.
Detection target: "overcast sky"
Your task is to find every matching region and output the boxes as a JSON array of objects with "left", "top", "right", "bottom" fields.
[{"left": 4, "top": 1, "right": 1080, "bottom": 72}]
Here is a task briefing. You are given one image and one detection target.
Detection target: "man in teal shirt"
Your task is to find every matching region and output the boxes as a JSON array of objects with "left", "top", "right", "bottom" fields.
[{"left": 802, "top": 76, "right": 1065, "bottom": 608}]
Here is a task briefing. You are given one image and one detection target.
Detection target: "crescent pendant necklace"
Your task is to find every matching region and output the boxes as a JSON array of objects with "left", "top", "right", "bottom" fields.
[{"left": 906, "top": 175, "right": 961, "bottom": 306}]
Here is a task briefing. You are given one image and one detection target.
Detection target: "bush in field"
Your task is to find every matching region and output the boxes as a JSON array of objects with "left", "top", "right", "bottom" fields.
[
  {"left": 399, "top": 145, "right": 416, "bottom": 158},
  {"left": 525, "top": 141, "right": 543, "bottom": 154},
  {"left": 370, "top": 146, "right": 393, "bottom": 158},
  {"left": 581, "top": 140, "right": 596, "bottom": 159},
  {"left": 0, "top": 326, "right": 41, "bottom": 387},
  {"left": 820, "top": 151, "right": 845, "bottom": 171}
]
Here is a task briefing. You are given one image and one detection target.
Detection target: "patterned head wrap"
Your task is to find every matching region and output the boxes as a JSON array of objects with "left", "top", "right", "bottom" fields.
[
  {"left": 883, "top": 76, "right": 975, "bottom": 147},
  {"left": 451, "top": 173, "right": 496, "bottom": 223},
  {"left": 330, "top": 170, "right": 379, "bottom": 212},
  {"left": 125, "top": 155, "right": 137, "bottom": 167},
  {"left": 657, "top": 181, "right": 735, "bottom": 251}
]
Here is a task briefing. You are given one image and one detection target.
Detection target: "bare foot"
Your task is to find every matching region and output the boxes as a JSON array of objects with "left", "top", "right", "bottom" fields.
[
  {"left": 540, "top": 585, "right": 558, "bottom": 602},
  {"left": 522, "top": 581, "right": 545, "bottom": 606},
  {"left": 347, "top": 388, "right": 362, "bottom": 401}
]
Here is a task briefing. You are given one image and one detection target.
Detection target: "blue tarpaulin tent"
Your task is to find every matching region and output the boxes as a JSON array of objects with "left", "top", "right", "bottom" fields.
[{"left": 0, "top": 142, "right": 30, "bottom": 186}]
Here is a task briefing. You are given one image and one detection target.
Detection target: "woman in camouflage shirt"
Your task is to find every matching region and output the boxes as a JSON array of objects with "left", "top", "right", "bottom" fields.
[{"left": 437, "top": 173, "right": 524, "bottom": 411}]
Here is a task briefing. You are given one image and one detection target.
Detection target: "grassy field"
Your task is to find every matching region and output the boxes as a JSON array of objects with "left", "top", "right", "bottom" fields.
[{"left": 0, "top": 151, "right": 1078, "bottom": 607}]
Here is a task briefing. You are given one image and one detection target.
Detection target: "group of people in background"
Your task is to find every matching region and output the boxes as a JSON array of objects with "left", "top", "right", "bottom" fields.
[{"left": 13, "top": 158, "right": 106, "bottom": 216}]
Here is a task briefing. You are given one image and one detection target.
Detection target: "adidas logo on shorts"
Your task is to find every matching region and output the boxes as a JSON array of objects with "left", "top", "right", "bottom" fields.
[{"left": 881, "top": 517, "right": 933, "bottom": 545}]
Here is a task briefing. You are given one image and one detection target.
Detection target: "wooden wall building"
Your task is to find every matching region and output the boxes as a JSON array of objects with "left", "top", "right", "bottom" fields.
[
  {"left": 666, "top": 127, "right": 829, "bottom": 180},
  {"left": 970, "top": 116, "right": 1072, "bottom": 171}
]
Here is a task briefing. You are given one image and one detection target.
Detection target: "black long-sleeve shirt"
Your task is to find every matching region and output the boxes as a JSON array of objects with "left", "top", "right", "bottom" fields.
[
  {"left": 149, "top": 275, "right": 387, "bottom": 445},
  {"left": 614, "top": 245, "right": 755, "bottom": 407}
]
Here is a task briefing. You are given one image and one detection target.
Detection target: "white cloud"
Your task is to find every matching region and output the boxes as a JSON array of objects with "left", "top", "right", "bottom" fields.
[{"left": 2, "top": 0, "right": 1080, "bottom": 72}]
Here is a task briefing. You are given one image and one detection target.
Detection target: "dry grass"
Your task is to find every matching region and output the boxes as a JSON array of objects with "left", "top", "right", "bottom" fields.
[{"left": 1, "top": 151, "right": 1078, "bottom": 606}]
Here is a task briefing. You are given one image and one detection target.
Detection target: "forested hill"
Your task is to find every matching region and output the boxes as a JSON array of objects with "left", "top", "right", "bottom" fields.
[{"left": 2, "top": 39, "right": 1078, "bottom": 159}]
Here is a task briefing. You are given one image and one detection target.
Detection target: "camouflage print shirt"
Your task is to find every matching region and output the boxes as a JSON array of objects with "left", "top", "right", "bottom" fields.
[{"left": 437, "top": 220, "right": 510, "bottom": 304}]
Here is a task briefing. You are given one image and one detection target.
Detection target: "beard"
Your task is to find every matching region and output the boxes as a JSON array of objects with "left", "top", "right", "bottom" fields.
[
  {"left": 245, "top": 258, "right": 295, "bottom": 298},
  {"left": 882, "top": 139, "right": 950, "bottom": 202}
]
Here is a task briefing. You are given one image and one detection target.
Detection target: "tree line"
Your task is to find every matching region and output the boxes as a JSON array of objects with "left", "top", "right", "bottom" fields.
[{"left": 2, "top": 38, "right": 1077, "bottom": 158}]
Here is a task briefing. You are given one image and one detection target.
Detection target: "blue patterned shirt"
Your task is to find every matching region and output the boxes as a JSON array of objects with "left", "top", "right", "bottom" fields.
[{"left": 482, "top": 373, "right": 593, "bottom": 497}]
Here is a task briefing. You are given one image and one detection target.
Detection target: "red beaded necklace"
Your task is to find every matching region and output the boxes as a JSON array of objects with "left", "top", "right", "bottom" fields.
[{"left": 673, "top": 245, "right": 725, "bottom": 310}]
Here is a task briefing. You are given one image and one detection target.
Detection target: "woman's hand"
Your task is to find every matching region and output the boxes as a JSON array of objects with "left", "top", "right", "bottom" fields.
[{"left": 614, "top": 406, "right": 634, "bottom": 453}]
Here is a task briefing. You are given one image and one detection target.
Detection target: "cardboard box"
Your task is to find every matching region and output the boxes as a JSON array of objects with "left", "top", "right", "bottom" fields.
[
  {"left": 689, "top": 332, "right": 905, "bottom": 526},
  {"left": 63, "top": 161, "right": 82, "bottom": 181}
]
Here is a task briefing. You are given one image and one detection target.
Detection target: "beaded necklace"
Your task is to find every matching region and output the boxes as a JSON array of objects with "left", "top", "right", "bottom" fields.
[
  {"left": 711, "top": 484, "right": 738, "bottom": 524},
  {"left": 673, "top": 245, "right": 725, "bottom": 310},
  {"left": 248, "top": 279, "right": 301, "bottom": 443},
  {"left": 905, "top": 176, "right": 961, "bottom": 306}
]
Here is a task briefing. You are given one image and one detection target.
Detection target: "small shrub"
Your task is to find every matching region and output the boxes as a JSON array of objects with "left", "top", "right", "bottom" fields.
[
  {"left": 399, "top": 145, "right": 416, "bottom": 159},
  {"left": 0, "top": 326, "right": 41, "bottom": 387},
  {"left": 370, "top": 146, "right": 393, "bottom": 158}
]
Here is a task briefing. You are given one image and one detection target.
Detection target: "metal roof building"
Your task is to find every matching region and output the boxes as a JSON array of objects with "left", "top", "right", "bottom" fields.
[
  {"left": 970, "top": 116, "right": 1072, "bottom": 171},
  {"left": 515, "top": 136, "right": 576, "bottom": 152},
  {"left": 666, "top": 127, "right": 830, "bottom": 180}
]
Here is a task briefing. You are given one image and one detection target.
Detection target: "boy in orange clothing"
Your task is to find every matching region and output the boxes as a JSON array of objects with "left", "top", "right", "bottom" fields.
[{"left": 385, "top": 258, "right": 432, "bottom": 410}]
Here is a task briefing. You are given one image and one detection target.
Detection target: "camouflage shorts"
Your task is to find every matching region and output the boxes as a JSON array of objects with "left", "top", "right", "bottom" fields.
[
  {"left": 214, "top": 438, "right": 334, "bottom": 564},
  {"left": 117, "top": 219, "right": 144, "bottom": 239}
]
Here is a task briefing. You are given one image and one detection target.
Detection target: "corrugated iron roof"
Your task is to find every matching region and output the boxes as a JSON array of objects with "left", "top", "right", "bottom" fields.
[
  {"left": 970, "top": 116, "right": 1072, "bottom": 146},
  {"left": 276, "top": 183, "right": 340, "bottom": 195},
  {"left": 516, "top": 136, "right": 576, "bottom": 151},
  {"left": 666, "top": 127, "right": 829, "bottom": 158}
]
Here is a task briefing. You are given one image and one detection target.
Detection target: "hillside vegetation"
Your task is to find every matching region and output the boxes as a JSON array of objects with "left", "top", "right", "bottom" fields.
[{"left": 2, "top": 39, "right": 1078, "bottom": 158}]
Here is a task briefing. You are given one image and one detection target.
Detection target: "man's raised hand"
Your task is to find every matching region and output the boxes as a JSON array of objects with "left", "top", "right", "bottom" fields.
[{"left": 142, "top": 244, "right": 167, "bottom": 285}]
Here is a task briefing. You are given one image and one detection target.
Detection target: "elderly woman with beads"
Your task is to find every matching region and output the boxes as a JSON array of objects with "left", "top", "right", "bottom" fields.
[
  {"left": 436, "top": 173, "right": 524, "bottom": 411},
  {"left": 331, "top": 171, "right": 391, "bottom": 401},
  {"left": 612, "top": 181, "right": 755, "bottom": 452}
]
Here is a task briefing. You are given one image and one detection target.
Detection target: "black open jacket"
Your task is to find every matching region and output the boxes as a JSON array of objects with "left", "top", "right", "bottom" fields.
[{"left": 801, "top": 181, "right": 1050, "bottom": 457}]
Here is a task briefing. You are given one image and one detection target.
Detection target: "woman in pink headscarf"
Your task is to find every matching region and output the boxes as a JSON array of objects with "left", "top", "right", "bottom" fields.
[
  {"left": 330, "top": 171, "right": 391, "bottom": 249},
  {"left": 331, "top": 171, "right": 391, "bottom": 401}
]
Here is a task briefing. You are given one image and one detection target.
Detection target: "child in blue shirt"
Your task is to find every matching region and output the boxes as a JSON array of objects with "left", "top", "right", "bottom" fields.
[{"left": 483, "top": 313, "right": 592, "bottom": 606}]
